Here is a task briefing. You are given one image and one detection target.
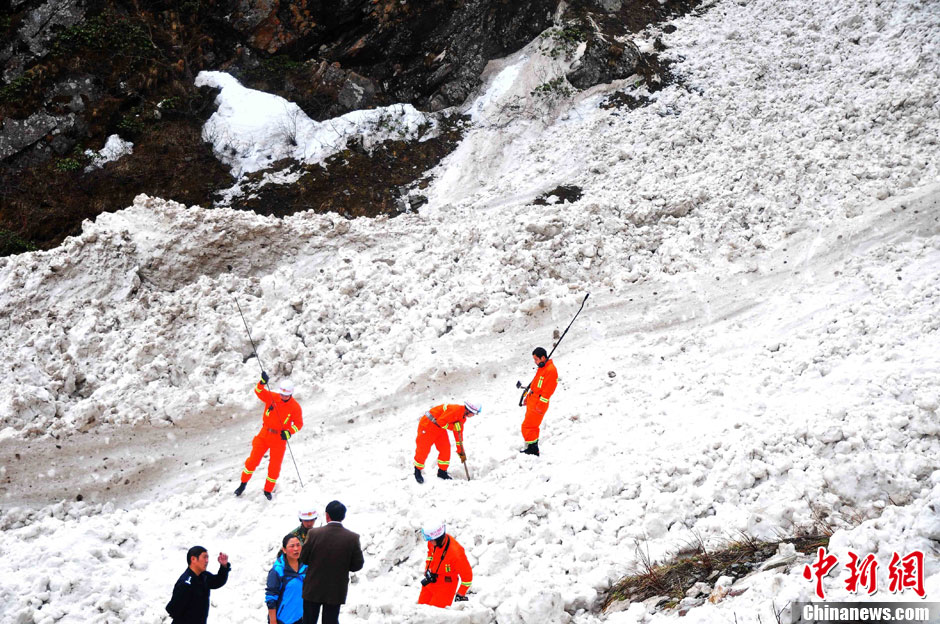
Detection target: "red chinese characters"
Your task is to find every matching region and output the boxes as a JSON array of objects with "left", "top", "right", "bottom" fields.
[
  {"left": 844, "top": 552, "right": 878, "bottom": 595},
  {"left": 803, "top": 547, "right": 839, "bottom": 599},
  {"left": 888, "top": 551, "right": 926, "bottom": 598},
  {"left": 802, "top": 548, "right": 926, "bottom": 599}
]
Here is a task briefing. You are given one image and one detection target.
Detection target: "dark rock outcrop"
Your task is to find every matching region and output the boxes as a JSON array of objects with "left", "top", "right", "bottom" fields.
[
  {"left": 0, "top": 0, "right": 701, "bottom": 255},
  {"left": 566, "top": 39, "right": 641, "bottom": 90},
  {"left": 226, "top": 0, "right": 557, "bottom": 119},
  {"left": 1, "top": 0, "right": 85, "bottom": 82}
]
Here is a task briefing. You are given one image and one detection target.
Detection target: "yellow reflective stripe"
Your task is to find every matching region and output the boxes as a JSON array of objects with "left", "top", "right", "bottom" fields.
[
  {"left": 414, "top": 461, "right": 425, "bottom": 468},
  {"left": 539, "top": 397, "right": 549, "bottom": 403},
  {"left": 255, "top": 388, "right": 263, "bottom": 394},
  {"left": 242, "top": 469, "right": 254, "bottom": 475},
  {"left": 537, "top": 376, "right": 543, "bottom": 389},
  {"left": 266, "top": 477, "right": 277, "bottom": 483},
  {"left": 525, "top": 438, "right": 538, "bottom": 444},
  {"left": 426, "top": 557, "right": 433, "bottom": 562},
  {"left": 454, "top": 423, "right": 461, "bottom": 432},
  {"left": 291, "top": 424, "right": 299, "bottom": 433},
  {"left": 460, "top": 581, "right": 472, "bottom": 587},
  {"left": 439, "top": 460, "right": 450, "bottom": 465}
]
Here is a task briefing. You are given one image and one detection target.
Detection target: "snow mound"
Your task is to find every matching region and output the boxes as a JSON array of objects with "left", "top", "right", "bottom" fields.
[
  {"left": 1, "top": 0, "right": 939, "bottom": 622},
  {"left": 195, "top": 71, "right": 436, "bottom": 179}
]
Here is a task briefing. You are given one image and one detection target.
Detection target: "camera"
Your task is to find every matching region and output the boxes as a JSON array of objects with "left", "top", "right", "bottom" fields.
[{"left": 421, "top": 571, "right": 438, "bottom": 586}]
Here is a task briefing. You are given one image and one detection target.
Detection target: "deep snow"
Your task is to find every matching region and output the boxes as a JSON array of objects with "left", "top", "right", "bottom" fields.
[{"left": 1, "top": 0, "right": 939, "bottom": 622}]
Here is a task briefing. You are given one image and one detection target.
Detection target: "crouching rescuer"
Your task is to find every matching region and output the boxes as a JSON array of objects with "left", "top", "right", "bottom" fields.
[
  {"left": 235, "top": 371, "right": 303, "bottom": 500},
  {"left": 418, "top": 521, "right": 473, "bottom": 607},
  {"left": 413, "top": 401, "right": 481, "bottom": 483}
]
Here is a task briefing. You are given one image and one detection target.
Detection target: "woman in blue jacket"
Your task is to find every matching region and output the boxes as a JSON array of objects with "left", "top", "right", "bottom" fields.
[{"left": 266, "top": 534, "right": 307, "bottom": 624}]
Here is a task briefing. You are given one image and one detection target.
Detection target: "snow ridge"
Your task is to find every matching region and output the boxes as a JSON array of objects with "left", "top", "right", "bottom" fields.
[{"left": 1, "top": 0, "right": 939, "bottom": 622}]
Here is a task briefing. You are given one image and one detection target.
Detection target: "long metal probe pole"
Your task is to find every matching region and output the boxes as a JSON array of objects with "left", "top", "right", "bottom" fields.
[
  {"left": 234, "top": 297, "right": 267, "bottom": 373},
  {"left": 546, "top": 293, "right": 590, "bottom": 360}
]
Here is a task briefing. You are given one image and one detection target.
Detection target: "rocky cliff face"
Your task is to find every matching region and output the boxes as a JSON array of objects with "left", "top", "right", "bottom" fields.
[{"left": 0, "top": 0, "right": 698, "bottom": 255}]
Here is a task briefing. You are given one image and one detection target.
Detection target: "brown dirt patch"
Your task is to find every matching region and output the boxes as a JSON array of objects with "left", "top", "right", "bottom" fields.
[{"left": 229, "top": 115, "right": 467, "bottom": 218}]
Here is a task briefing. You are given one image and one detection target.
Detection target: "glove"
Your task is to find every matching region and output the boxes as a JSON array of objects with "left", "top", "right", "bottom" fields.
[
  {"left": 458, "top": 451, "right": 467, "bottom": 462},
  {"left": 280, "top": 430, "right": 291, "bottom": 441},
  {"left": 261, "top": 371, "right": 269, "bottom": 384},
  {"left": 454, "top": 594, "right": 469, "bottom": 602}
]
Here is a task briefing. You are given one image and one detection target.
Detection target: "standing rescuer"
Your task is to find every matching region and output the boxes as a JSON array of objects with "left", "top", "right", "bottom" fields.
[
  {"left": 521, "top": 347, "right": 557, "bottom": 456},
  {"left": 413, "top": 401, "right": 481, "bottom": 483},
  {"left": 417, "top": 521, "right": 473, "bottom": 608},
  {"left": 235, "top": 371, "right": 303, "bottom": 500}
]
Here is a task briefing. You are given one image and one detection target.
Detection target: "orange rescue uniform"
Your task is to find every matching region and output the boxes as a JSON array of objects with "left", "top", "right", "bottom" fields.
[
  {"left": 418, "top": 534, "right": 473, "bottom": 607},
  {"left": 522, "top": 359, "right": 557, "bottom": 445},
  {"left": 414, "top": 404, "right": 467, "bottom": 473},
  {"left": 240, "top": 381, "right": 303, "bottom": 493}
]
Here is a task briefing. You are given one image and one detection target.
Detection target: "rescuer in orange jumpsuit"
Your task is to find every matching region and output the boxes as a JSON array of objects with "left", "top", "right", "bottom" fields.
[
  {"left": 521, "top": 347, "right": 557, "bottom": 456},
  {"left": 417, "top": 521, "right": 473, "bottom": 607},
  {"left": 413, "top": 401, "right": 481, "bottom": 483},
  {"left": 234, "top": 371, "right": 303, "bottom": 500}
]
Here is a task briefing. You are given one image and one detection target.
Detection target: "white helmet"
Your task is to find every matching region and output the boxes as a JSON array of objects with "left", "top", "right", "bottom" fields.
[
  {"left": 278, "top": 379, "right": 295, "bottom": 396},
  {"left": 299, "top": 508, "right": 318, "bottom": 522},
  {"left": 421, "top": 521, "right": 446, "bottom": 541},
  {"left": 464, "top": 401, "right": 481, "bottom": 416}
]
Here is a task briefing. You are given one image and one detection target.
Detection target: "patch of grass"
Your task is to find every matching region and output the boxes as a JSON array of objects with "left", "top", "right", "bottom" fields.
[
  {"left": 0, "top": 72, "right": 37, "bottom": 103},
  {"left": 0, "top": 229, "right": 39, "bottom": 255},
  {"left": 247, "top": 55, "right": 306, "bottom": 80},
  {"left": 54, "top": 146, "right": 91, "bottom": 173},
  {"left": 604, "top": 534, "right": 829, "bottom": 612},
  {"left": 52, "top": 14, "right": 153, "bottom": 55},
  {"left": 531, "top": 76, "right": 574, "bottom": 99},
  {"left": 117, "top": 113, "right": 146, "bottom": 137},
  {"left": 539, "top": 25, "right": 587, "bottom": 60},
  {"left": 158, "top": 96, "right": 182, "bottom": 111},
  {"left": 54, "top": 157, "right": 85, "bottom": 172}
]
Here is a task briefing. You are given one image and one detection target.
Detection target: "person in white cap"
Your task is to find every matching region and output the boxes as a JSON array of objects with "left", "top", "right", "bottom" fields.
[
  {"left": 291, "top": 508, "right": 319, "bottom": 545},
  {"left": 275, "top": 508, "right": 320, "bottom": 562},
  {"left": 234, "top": 371, "right": 303, "bottom": 500},
  {"left": 413, "top": 401, "right": 481, "bottom": 483},
  {"left": 417, "top": 521, "right": 473, "bottom": 607}
]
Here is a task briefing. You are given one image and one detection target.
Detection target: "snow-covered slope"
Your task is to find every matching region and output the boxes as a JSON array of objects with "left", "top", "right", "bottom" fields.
[{"left": 1, "top": 0, "right": 939, "bottom": 622}]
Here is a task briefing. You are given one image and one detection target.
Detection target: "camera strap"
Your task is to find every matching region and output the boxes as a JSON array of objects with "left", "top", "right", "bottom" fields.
[{"left": 426, "top": 535, "right": 452, "bottom": 576}]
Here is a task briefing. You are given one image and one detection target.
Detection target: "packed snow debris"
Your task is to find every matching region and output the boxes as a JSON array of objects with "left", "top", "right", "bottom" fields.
[{"left": 1, "top": 0, "right": 939, "bottom": 622}]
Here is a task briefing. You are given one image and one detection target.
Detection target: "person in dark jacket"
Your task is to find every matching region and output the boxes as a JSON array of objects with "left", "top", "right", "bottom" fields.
[
  {"left": 298, "top": 500, "right": 365, "bottom": 624},
  {"left": 267, "top": 534, "right": 307, "bottom": 624},
  {"left": 166, "top": 546, "right": 231, "bottom": 624}
]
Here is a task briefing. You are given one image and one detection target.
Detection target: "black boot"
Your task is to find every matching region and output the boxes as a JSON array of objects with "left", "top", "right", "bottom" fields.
[
  {"left": 437, "top": 469, "right": 452, "bottom": 480},
  {"left": 414, "top": 467, "right": 424, "bottom": 484},
  {"left": 263, "top": 490, "right": 273, "bottom": 501},
  {"left": 522, "top": 442, "right": 540, "bottom": 456},
  {"left": 234, "top": 482, "right": 246, "bottom": 497}
]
